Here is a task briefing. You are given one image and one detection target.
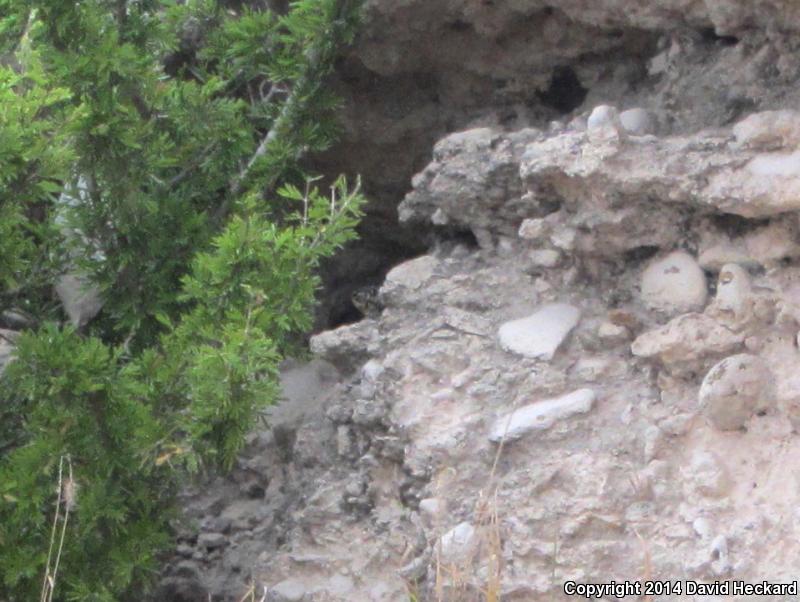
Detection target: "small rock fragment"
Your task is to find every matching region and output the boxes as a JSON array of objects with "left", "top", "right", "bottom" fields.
[
  {"left": 685, "top": 451, "right": 730, "bottom": 498},
  {"left": 518, "top": 217, "right": 549, "bottom": 241},
  {"left": 498, "top": 303, "right": 581, "bottom": 360},
  {"left": 269, "top": 578, "right": 307, "bottom": 602},
  {"left": 528, "top": 249, "right": 561, "bottom": 268},
  {"left": 489, "top": 388, "right": 596, "bottom": 442},
  {"left": 597, "top": 321, "right": 629, "bottom": 342},
  {"left": 197, "top": 532, "right": 227, "bottom": 550},
  {"left": 439, "top": 522, "right": 477, "bottom": 564}
]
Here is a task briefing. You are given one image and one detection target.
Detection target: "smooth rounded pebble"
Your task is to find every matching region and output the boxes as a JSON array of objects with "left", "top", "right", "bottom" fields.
[
  {"left": 698, "top": 353, "right": 772, "bottom": 431},
  {"left": 587, "top": 105, "right": 621, "bottom": 130},
  {"left": 619, "top": 108, "right": 655, "bottom": 135},
  {"left": 640, "top": 251, "right": 708, "bottom": 314}
]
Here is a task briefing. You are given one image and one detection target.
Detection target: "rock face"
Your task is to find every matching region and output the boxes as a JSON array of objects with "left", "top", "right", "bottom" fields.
[{"left": 159, "top": 3, "right": 800, "bottom": 600}]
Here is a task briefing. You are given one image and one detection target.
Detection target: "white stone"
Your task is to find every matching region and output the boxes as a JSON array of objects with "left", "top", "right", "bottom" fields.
[
  {"left": 518, "top": 217, "right": 548, "bottom": 241},
  {"left": 419, "top": 498, "right": 443, "bottom": 522},
  {"left": 431, "top": 208, "right": 449, "bottom": 225},
  {"left": 489, "top": 388, "right": 596, "bottom": 442},
  {"left": 597, "top": 321, "right": 629, "bottom": 342},
  {"left": 550, "top": 226, "right": 577, "bottom": 251},
  {"left": 640, "top": 251, "right": 708, "bottom": 314},
  {"left": 361, "top": 359, "right": 385, "bottom": 383},
  {"left": 698, "top": 353, "right": 772, "bottom": 431},
  {"left": 439, "top": 522, "right": 477, "bottom": 565},
  {"left": 528, "top": 249, "right": 561, "bottom": 268},
  {"left": 498, "top": 303, "right": 581, "bottom": 360},
  {"left": 619, "top": 108, "right": 655, "bottom": 135},
  {"left": 692, "top": 517, "right": 713, "bottom": 539},
  {"left": 711, "top": 263, "right": 752, "bottom": 321},
  {"left": 587, "top": 105, "right": 621, "bottom": 130},
  {"left": 54, "top": 273, "right": 104, "bottom": 328}
]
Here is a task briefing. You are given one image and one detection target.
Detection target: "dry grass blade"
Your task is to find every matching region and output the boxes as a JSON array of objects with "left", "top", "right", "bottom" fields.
[
  {"left": 40, "top": 455, "right": 74, "bottom": 602},
  {"left": 634, "top": 529, "right": 653, "bottom": 602}
]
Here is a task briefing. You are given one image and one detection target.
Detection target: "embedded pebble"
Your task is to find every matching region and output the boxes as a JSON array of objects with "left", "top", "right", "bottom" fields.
[
  {"left": 439, "top": 522, "right": 477, "bottom": 564},
  {"left": 489, "top": 388, "right": 596, "bottom": 442},
  {"left": 269, "top": 578, "right": 307, "bottom": 602},
  {"left": 587, "top": 105, "right": 621, "bottom": 130},
  {"left": 640, "top": 251, "right": 708, "bottom": 314},
  {"left": 518, "top": 217, "right": 549, "bottom": 241},
  {"left": 597, "top": 321, "right": 629, "bottom": 342},
  {"left": 619, "top": 108, "right": 655, "bottom": 135},
  {"left": 698, "top": 353, "right": 772, "bottom": 431},
  {"left": 498, "top": 303, "right": 581, "bottom": 360},
  {"left": 685, "top": 451, "right": 730, "bottom": 498},
  {"left": 711, "top": 263, "right": 752, "bottom": 321},
  {"left": 529, "top": 249, "right": 561, "bottom": 268}
]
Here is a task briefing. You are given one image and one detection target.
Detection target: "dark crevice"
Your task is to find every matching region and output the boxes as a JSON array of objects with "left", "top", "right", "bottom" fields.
[
  {"left": 699, "top": 27, "right": 739, "bottom": 46},
  {"left": 709, "top": 213, "right": 770, "bottom": 237},
  {"left": 536, "top": 66, "right": 588, "bottom": 114},
  {"left": 623, "top": 245, "right": 661, "bottom": 265}
]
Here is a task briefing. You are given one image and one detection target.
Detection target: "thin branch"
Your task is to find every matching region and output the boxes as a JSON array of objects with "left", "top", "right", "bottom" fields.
[{"left": 164, "top": 143, "right": 217, "bottom": 189}]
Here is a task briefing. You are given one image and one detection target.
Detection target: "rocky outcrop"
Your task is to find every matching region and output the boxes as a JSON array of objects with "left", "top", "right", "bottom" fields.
[{"left": 159, "top": 2, "right": 800, "bottom": 600}]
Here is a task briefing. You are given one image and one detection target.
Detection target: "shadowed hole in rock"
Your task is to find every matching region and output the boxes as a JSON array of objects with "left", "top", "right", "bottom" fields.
[
  {"left": 709, "top": 213, "right": 769, "bottom": 237},
  {"left": 324, "top": 226, "right": 479, "bottom": 328},
  {"left": 699, "top": 27, "right": 739, "bottom": 46},
  {"left": 537, "top": 66, "right": 588, "bottom": 114},
  {"left": 623, "top": 245, "right": 660, "bottom": 265}
]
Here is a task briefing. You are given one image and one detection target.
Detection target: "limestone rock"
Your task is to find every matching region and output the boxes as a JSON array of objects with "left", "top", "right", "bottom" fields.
[
  {"left": 310, "top": 320, "right": 382, "bottom": 373},
  {"left": 698, "top": 354, "right": 772, "bottom": 431},
  {"left": 631, "top": 313, "right": 743, "bottom": 369},
  {"left": 640, "top": 251, "right": 708, "bottom": 315},
  {"left": 380, "top": 255, "right": 439, "bottom": 307},
  {"left": 732, "top": 110, "right": 800, "bottom": 150},
  {"left": 383, "top": 255, "right": 438, "bottom": 291},
  {"left": 489, "top": 389, "right": 596, "bottom": 442},
  {"left": 498, "top": 303, "right": 581, "bottom": 360}
]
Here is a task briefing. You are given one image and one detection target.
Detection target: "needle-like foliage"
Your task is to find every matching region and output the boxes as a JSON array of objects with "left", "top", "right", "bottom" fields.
[{"left": 0, "top": 1, "right": 364, "bottom": 599}]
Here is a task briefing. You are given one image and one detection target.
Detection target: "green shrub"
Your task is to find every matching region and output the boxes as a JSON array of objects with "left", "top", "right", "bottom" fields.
[{"left": 0, "top": 1, "right": 364, "bottom": 599}]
